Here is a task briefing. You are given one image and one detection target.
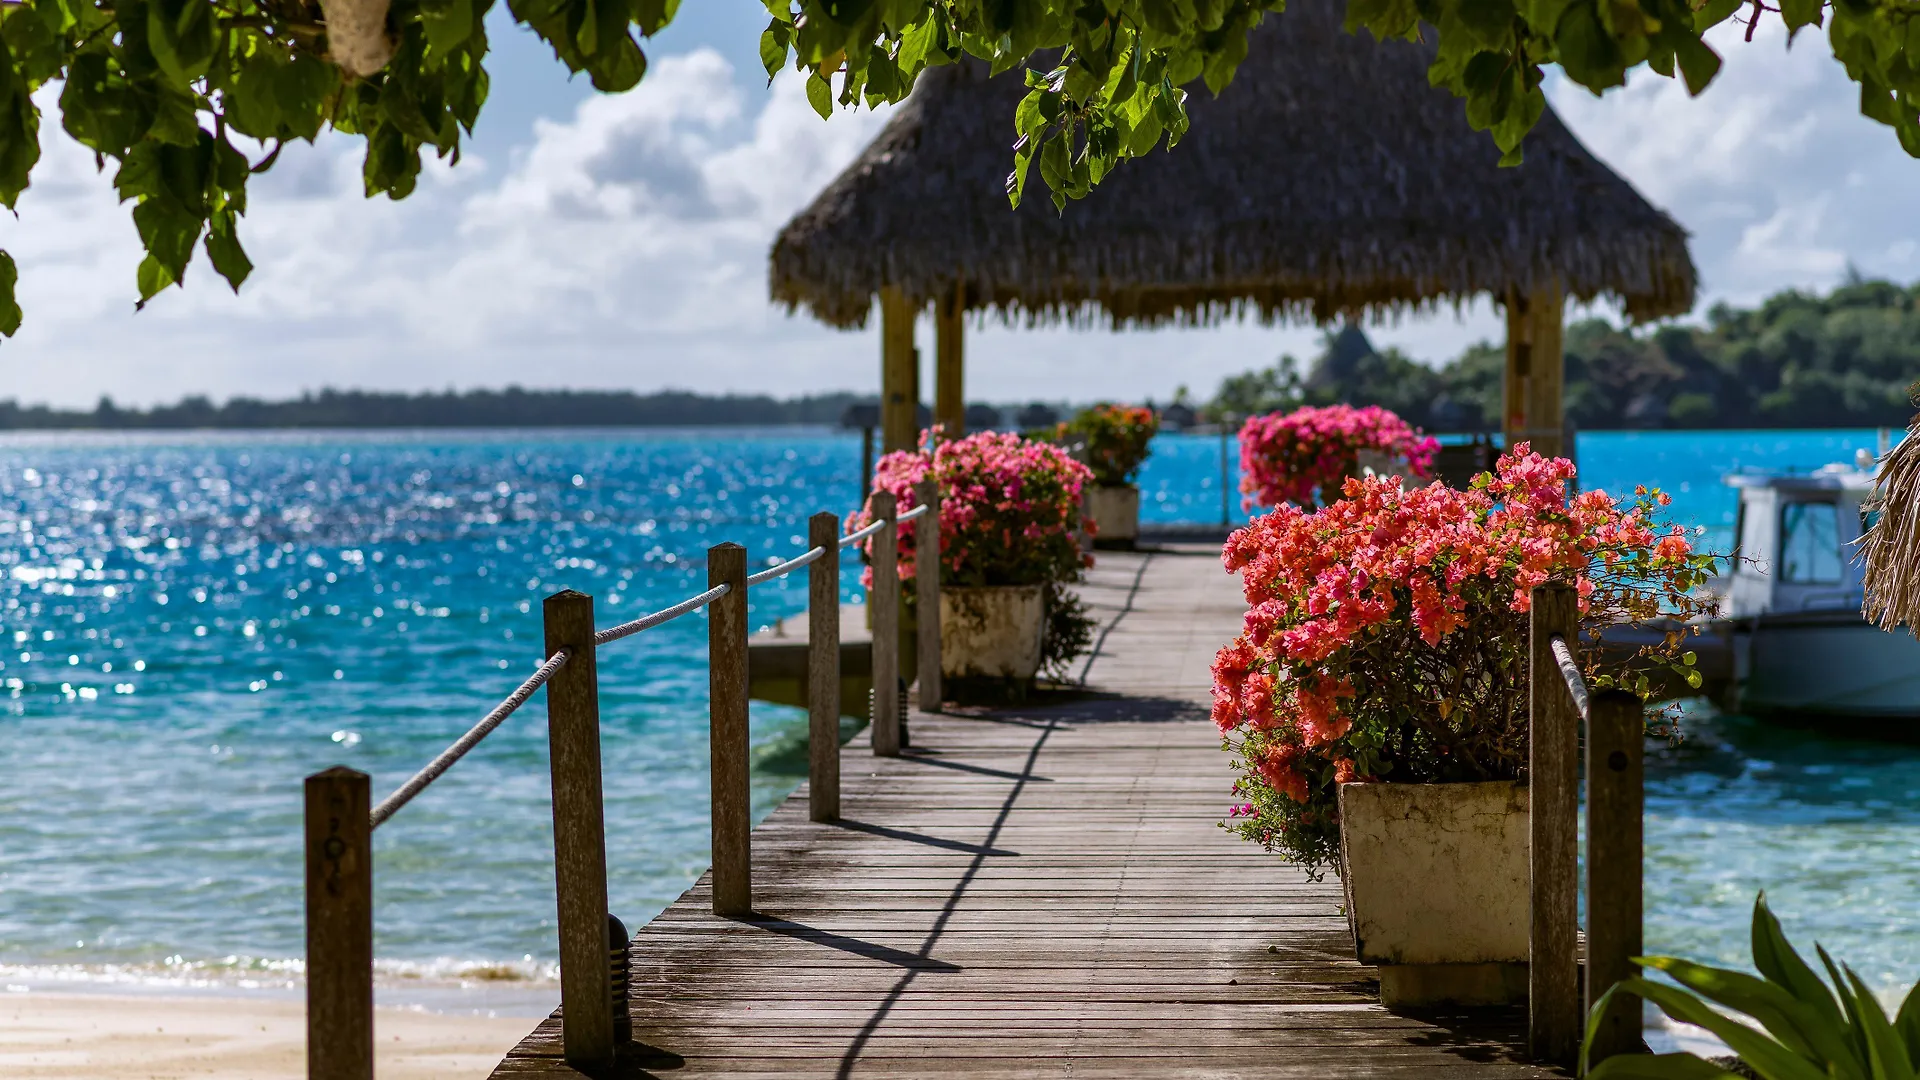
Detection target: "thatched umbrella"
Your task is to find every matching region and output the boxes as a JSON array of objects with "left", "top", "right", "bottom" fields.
[
  {"left": 770, "top": 0, "right": 1696, "bottom": 453},
  {"left": 1864, "top": 415, "right": 1920, "bottom": 636}
]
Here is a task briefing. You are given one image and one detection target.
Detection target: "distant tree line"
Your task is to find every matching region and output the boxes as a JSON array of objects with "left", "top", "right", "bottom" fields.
[
  {"left": 1208, "top": 277, "right": 1920, "bottom": 430},
  {"left": 0, "top": 387, "right": 874, "bottom": 430}
]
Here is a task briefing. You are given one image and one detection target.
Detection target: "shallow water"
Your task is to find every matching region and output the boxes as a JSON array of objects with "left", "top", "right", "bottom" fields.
[{"left": 0, "top": 426, "right": 1909, "bottom": 1003}]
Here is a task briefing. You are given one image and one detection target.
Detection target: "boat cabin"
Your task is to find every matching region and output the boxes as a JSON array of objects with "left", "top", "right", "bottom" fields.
[{"left": 1724, "top": 466, "right": 1875, "bottom": 618}]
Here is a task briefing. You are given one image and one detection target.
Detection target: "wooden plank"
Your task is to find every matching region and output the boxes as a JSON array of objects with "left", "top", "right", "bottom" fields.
[{"left": 493, "top": 548, "right": 1561, "bottom": 1078}]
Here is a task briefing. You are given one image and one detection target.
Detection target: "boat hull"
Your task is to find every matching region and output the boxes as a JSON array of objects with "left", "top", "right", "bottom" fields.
[{"left": 1735, "top": 610, "right": 1920, "bottom": 729}]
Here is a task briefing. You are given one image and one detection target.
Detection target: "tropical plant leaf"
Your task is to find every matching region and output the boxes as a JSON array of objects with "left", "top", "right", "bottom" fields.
[
  {"left": 1642, "top": 955, "right": 1864, "bottom": 1075},
  {"left": 1753, "top": 893, "right": 1847, "bottom": 1030},
  {"left": 1843, "top": 965, "right": 1916, "bottom": 1080},
  {"left": 1585, "top": 1051, "right": 1747, "bottom": 1079},
  {"left": 1624, "top": 978, "right": 1832, "bottom": 1080}
]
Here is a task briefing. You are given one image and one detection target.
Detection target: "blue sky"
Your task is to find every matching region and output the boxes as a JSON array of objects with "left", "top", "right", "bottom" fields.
[{"left": 0, "top": 10, "right": 1915, "bottom": 408}]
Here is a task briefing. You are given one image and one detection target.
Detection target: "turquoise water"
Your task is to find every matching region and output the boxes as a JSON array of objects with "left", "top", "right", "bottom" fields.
[{"left": 0, "top": 427, "right": 1912, "bottom": 1002}]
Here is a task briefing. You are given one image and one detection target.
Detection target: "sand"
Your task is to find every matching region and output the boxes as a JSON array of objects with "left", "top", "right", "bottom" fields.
[{"left": 0, "top": 992, "right": 534, "bottom": 1079}]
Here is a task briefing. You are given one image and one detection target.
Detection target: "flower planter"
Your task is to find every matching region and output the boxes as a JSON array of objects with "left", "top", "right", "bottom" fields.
[
  {"left": 941, "top": 585, "right": 1045, "bottom": 692},
  {"left": 1337, "top": 780, "right": 1530, "bottom": 1007},
  {"left": 1084, "top": 484, "right": 1140, "bottom": 549}
]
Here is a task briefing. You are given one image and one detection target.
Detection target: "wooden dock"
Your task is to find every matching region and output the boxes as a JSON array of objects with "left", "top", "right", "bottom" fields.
[{"left": 492, "top": 545, "right": 1561, "bottom": 1078}]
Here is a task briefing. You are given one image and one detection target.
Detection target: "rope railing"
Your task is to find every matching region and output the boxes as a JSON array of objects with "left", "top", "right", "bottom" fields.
[
  {"left": 1548, "top": 633, "right": 1589, "bottom": 721},
  {"left": 594, "top": 582, "right": 730, "bottom": 647},
  {"left": 746, "top": 545, "right": 825, "bottom": 587},
  {"left": 307, "top": 480, "right": 946, "bottom": 1079},
  {"left": 369, "top": 648, "right": 573, "bottom": 829},
  {"left": 839, "top": 517, "right": 887, "bottom": 547}
]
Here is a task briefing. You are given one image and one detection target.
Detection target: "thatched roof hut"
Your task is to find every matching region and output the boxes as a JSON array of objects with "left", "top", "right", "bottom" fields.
[
  {"left": 1865, "top": 418, "right": 1920, "bottom": 637},
  {"left": 772, "top": 0, "right": 1696, "bottom": 451}
]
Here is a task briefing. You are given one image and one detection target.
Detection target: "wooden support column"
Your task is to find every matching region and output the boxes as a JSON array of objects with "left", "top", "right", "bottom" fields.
[
  {"left": 1504, "top": 288, "right": 1566, "bottom": 459},
  {"left": 914, "top": 479, "right": 942, "bottom": 712},
  {"left": 935, "top": 281, "right": 965, "bottom": 439},
  {"left": 880, "top": 286, "right": 919, "bottom": 454},
  {"left": 1528, "top": 583, "right": 1581, "bottom": 1066}
]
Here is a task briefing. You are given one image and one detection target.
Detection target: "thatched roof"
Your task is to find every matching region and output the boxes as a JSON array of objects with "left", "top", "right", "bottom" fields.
[
  {"left": 1864, "top": 417, "right": 1920, "bottom": 637},
  {"left": 770, "top": 0, "right": 1696, "bottom": 330}
]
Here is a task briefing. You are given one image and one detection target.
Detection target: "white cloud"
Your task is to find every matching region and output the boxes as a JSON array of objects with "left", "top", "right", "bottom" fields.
[{"left": 0, "top": 24, "right": 1916, "bottom": 409}]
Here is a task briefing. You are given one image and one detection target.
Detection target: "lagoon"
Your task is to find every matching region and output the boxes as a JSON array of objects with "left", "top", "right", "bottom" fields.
[{"left": 0, "top": 426, "right": 1911, "bottom": 1003}]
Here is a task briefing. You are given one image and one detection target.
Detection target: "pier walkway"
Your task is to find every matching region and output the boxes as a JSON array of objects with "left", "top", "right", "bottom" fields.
[{"left": 492, "top": 545, "right": 1556, "bottom": 1078}]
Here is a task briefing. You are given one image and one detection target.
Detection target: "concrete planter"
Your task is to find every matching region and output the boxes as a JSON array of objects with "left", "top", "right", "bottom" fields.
[
  {"left": 1085, "top": 484, "right": 1141, "bottom": 548},
  {"left": 941, "top": 585, "right": 1045, "bottom": 683},
  {"left": 1337, "top": 780, "right": 1529, "bottom": 1007}
]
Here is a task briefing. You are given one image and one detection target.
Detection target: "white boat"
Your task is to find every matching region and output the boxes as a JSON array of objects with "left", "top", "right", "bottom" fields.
[{"left": 1717, "top": 463, "right": 1920, "bottom": 730}]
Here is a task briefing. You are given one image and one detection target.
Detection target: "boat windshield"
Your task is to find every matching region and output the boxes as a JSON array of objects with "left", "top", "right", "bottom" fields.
[{"left": 1780, "top": 501, "right": 1843, "bottom": 584}]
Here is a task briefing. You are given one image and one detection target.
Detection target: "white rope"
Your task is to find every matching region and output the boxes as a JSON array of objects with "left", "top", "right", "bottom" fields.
[
  {"left": 370, "top": 648, "right": 571, "bottom": 829},
  {"left": 746, "top": 545, "right": 826, "bottom": 586},
  {"left": 1548, "top": 634, "right": 1590, "bottom": 722},
  {"left": 897, "top": 503, "right": 929, "bottom": 522},
  {"left": 839, "top": 518, "right": 888, "bottom": 548},
  {"left": 595, "top": 583, "right": 730, "bottom": 646}
]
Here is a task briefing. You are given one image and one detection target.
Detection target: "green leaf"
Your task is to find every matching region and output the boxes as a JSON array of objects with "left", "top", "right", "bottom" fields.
[
  {"left": 1674, "top": 35, "right": 1721, "bottom": 96},
  {"left": 0, "top": 250, "right": 22, "bottom": 337},
  {"left": 1625, "top": 977, "right": 1833, "bottom": 1080},
  {"left": 760, "top": 22, "right": 790, "bottom": 80},
  {"left": 1780, "top": 0, "right": 1824, "bottom": 35},
  {"left": 1693, "top": 0, "right": 1744, "bottom": 30},
  {"left": 204, "top": 211, "right": 252, "bottom": 292},
  {"left": 135, "top": 253, "right": 176, "bottom": 305},
  {"left": 1845, "top": 966, "right": 1916, "bottom": 1080},
  {"left": 1585, "top": 1051, "right": 1745, "bottom": 1078},
  {"left": 1897, "top": 982, "right": 1920, "bottom": 1065},
  {"left": 805, "top": 71, "right": 833, "bottom": 117},
  {"left": 1641, "top": 955, "right": 1865, "bottom": 1073},
  {"left": 1753, "top": 894, "right": 1848, "bottom": 1031}
]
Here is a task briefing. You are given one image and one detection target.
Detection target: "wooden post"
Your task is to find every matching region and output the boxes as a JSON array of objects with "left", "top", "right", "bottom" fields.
[
  {"left": 1528, "top": 583, "right": 1581, "bottom": 1066},
  {"left": 708, "top": 542, "right": 752, "bottom": 916},
  {"left": 935, "top": 281, "right": 966, "bottom": 438},
  {"left": 807, "top": 513, "right": 841, "bottom": 823},
  {"left": 1504, "top": 288, "right": 1566, "bottom": 458},
  {"left": 1586, "top": 688, "right": 1645, "bottom": 1063},
  {"left": 914, "top": 479, "right": 942, "bottom": 712},
  {"left": 870, "top": 492, "right": 901, "bottom": 756},
  {"left": 305, "top": 766, "right": 372, "bottom": 1080},
  {"left": 1528, "top": 288, "right": 1566, "bottom": 459},
  {"left": 880, "top": 286, "right": 918, "bottom": 454},
  {"left": 859, "top": 426, "right": 875, "bottom": 499},
  {"left": 1503, "top": 291, "right": 1530, "bottom": 455},
  {"left": 543, "top": 589, "right": 615, "bottom": 1069}
]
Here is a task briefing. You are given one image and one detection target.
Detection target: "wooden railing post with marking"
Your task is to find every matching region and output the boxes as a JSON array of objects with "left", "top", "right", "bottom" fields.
[
  {"left": 1586, "top": 688, "right": 1646, "bottom": 1063},
  {"left": 807, "top": 513, "right": 842, "bottom": 822},
  {"left": 870, "top": 492, "right": 901, "bottom": 756},
  {"left": 914, "top": 479, "right": 942, "bottom": 713},
  {"left": 305, "top": 766, "right": 372, "bottom": 1080},
  {"left": 708, "top": 542, "right": 752, "bottom": 916},
  {"left": 1528, "top": 583, "right": 1581, "bottom": 1065},
  {"left": 542, "top": 589, "right": 615, "bottom": 1069}
]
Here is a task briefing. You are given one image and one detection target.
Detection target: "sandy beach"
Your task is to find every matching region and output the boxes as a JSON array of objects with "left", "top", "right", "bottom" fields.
[{"left": 0, "top": 992, "right": 533, "bottom": 1079}]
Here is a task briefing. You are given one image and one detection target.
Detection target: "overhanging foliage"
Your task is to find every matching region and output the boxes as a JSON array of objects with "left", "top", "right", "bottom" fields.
[{"left": 0, "top": 0, "right": 1912, "bottom": 336}]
